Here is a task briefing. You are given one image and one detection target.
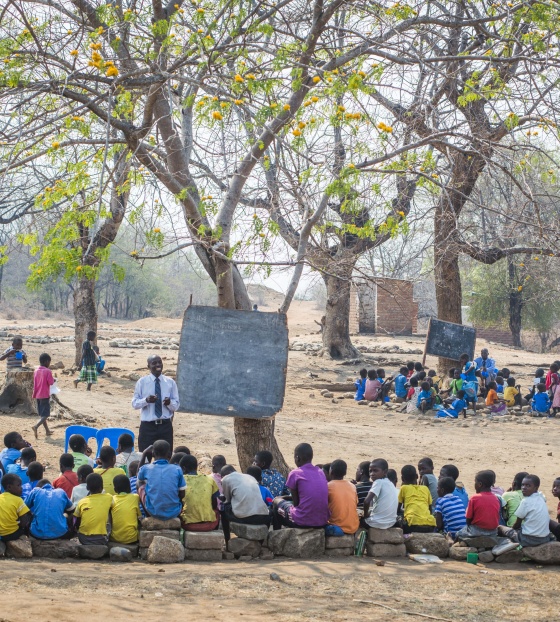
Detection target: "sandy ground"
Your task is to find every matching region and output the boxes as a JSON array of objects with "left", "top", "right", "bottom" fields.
[{"left": 0, "top": 298, "right": 559, "bottom": 621}]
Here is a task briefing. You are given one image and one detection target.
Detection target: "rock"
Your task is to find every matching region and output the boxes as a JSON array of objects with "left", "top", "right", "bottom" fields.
[
  {"left": 478, "top": 551, "right": 495, "bottom": 563},
  {"left": 107, "top": 542, "right": 139, "bottom": 557},
  {"left": 141, "top": 517, "right": 181, "bottom": 531},
  {"left": 366, "top": 543, "right": 406, "bottom": 558},
  {"left": 404, "top": 533, "right": 449, "bottom": 558},
  {"left": 50, "top": 361, "right": 65, "bottom": 370},
  {"left": 0, "top": 542, "right": 5, "bottom": 557},
  {"left": 31, "top": 538, "right": 80, "bottom": 558},
  {"left": 222, "top": 551, "right": 235, "bottom": 560},
  {"left": 325, "top": 534, "right": 355, "bottom": 549},
  {"left": 230, "top": 523, "right": 269, "bottom": 541},
  {"left": 238, "top": 555, "right": 253, "bottom": 562},
  {"left": 259, "top": 549, "right": 274, "bottom": 560},
  {"left": 448, "top": 546, "right": 477, "bottom": 560},
  {"left": 228, "top": 537, "right": 262, "bottom": 558},
  {"left": 126, "top": 372, "right": 141, "bottom": 381},
  {"left": 6, "top": 536, "right": 33, "bottom": 558},
  {"left": 184, "top": 531, "right": 225, "bottom": 550},
  {"left": 147, "top": 536, "right": 185, "bottom": 564},
  {"left": 460, "top": 535, "right": 501, "bottom": 549},
  {"left": 139, "top": 529, "right": 181, "bottom": 548},
  {"left": 109, "top": 340, "right": 119, "bottom": 347},
  {"left": 185, "top": 548, "right": 223, "bottom": 561},
  {"left": 523, "top": 542, "right": 560, "bottom": 564},
  {"left": 325, "top": 547, "right": 354, "bottom": 557},
  {"left": 139, "top": 547, "right": 148, "bottom": 560},
  {"left": 344, "top": 392, "right": 355, "bottom": 398},
  {"left": 322, "top": 392, "right": 334, "bottom": 398},
  {"left": 368, "top": 527, "right": 404, "bottom": 545},
  {"left": 110, "top": 547, "right": 133, "bottom": 562},
  {"left": 495, "top": 549, "right": 523, "bottom": 564},
  {"left": 357, "top": 400, "right": 369, "bottom": 405},
  {"left": 78, "top": 545, "right": 108, "bottom": 560},
  {"left": 267, "top": 528, "right": 325, "bottom": 558}
]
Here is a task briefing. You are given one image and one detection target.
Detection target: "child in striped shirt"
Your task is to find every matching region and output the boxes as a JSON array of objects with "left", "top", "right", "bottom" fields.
[{"left": 435, "top": 476, "right": 467, "bottom": 538}]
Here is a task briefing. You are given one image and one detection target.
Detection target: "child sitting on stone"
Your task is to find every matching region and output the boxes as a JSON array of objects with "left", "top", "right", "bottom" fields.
[
  {"left": 397, "top": 465, "right": 436, "bottom": 533},
  {"left": 26, "top": 478, "right": 75, "bottom": 540},
  {"left": 363, "top": 459, "right": 398, "bottom": 529},
  {"left": 253, "top": 450, "right": 286, "bottom": 498},
  {"left": 0, "top": 474, "right": 30, "bottom": 541},
  {"left": 71, "top": 464, "right": 93, "bottom": 504},
  {"left": 53, "top": 453, "right": 78, "bottom": 498},
  {"left": 502, "top": 471, "right": 528, "bottom": 527},
  {"left": 455, "top": 470, "right": 501, "bottom": 540},
  {"left": 94, "top": 446, "right": 126, "bottom": 495},
  {"left": 434, "top": 476, "right": 466, "bottom": 539},
  {"left": 74, "top": 473, "right": 113, "bottom": 545},
  {"left": 110, "top": 474, "right": 141, "bottom": 545},
  {"left": 21, "top": 462, "right": 45, "bottom": 501},
  {"left": 485, "top": 381, "right": 507, "bottom": 415},
  {"left": 354, "top": 461, "right": 372, "bottom": 509},
  {"left": 435, "top": 390, "right": 467, "bottom": 419},
  {"left": 327, "top": 459, "right": 359, "bottom": 535},
  {"left": 6, "top": 447, "right": 36, "bottom": 484},
  {"left": 180, "top": 454, "right": 220, "bottom": 531},
  {"left": 418, "top": 457, "right": 438, "bottom": 507},
  {"left": 439, "top": 464, "right": 469, "bottom": 509},
  {"left": 247, "top": 466, "right": 274, "bottom": 507}
]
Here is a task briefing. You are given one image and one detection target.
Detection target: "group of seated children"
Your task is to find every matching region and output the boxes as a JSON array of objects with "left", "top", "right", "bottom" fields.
[{"left": 1, "top": 429, "right": 559, "bottom": 554}]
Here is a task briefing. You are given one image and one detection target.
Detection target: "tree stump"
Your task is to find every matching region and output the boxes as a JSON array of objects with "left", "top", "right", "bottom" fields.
[{"left": 0, "top": 370, "right": 37, "bottom": 415}]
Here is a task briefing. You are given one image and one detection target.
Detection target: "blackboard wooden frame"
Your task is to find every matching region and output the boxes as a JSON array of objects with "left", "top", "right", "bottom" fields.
[
  {"left": 422, "top": 318, "right": 476, "bottom": 364},
  {"left": 176, "top": 306, "right": 289, "bottom": 419}
]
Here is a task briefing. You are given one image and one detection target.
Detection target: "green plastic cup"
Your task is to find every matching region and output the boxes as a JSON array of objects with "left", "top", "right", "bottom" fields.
[{"left": 467, "top": 552, "right": 479, "bottom": 565}]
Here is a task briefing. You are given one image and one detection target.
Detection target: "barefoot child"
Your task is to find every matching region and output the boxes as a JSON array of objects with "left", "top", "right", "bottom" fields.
[
  {"left": 73, "top": 331, "right": 99, "bottom": 391},
  {"left": 32, "top": 353, "right": 55, "bottom": 438},
  {"left": 354, "top": 368, "right": 367, "bottom": 401},
  {"left": 532, "top": 383, "right": 552, "bottom": 416}
]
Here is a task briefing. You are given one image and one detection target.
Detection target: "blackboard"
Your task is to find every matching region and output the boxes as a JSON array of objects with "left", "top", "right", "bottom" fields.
[
  {"left": 423, "top": 318, "right": 476, "bottom": 362},
  {"left": 176, "top": 306, "right": 289, "bottom": 419}
]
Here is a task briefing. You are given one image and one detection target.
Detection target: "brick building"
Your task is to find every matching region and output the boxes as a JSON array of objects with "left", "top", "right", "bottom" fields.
[{"left": 349, "top": 278, "right": 418, "bottom": 335}]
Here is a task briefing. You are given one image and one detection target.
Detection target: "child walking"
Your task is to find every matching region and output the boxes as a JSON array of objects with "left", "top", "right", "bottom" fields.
[
  {"left": 73, "top": 330, "right": 99, "bottom": 391},
  {"left": 32, "top": 353, "right": 55, "bottom": 438}
]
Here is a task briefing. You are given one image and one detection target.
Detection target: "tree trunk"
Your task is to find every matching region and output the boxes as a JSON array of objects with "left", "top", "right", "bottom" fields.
[
  {"left": 539, "top": 332, "right": 549, "bottom": 354},
  {"left": 0, "top": 370, "right": 37, "bottom": 415},
  {"left": 73, "top": 277, "right": 97, "bottom": 366},
  {"left": 322, "top": 267, "right": 359, "bottom": 359},
  {"left": 507, "top": 257, "right": 522, "bottom": 348},
  {"left": 0, "top": 263, "right": 4, "bottom": 303}
]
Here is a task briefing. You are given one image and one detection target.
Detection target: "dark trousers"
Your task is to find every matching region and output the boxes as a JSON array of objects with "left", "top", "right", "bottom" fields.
[
  {"left": 221, "top": 503, "right": 270, "bottom": 541},
  {"left": 0, "top": 527, "right": 24, "bottom": 542},
  {"left": 138, "top": 419, "right": 173, "bottom": 452}
]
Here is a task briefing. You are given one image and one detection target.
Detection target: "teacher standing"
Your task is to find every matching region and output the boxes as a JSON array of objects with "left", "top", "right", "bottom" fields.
[{"left": 132, "top": 355, "right": 180, "bottom": 451}]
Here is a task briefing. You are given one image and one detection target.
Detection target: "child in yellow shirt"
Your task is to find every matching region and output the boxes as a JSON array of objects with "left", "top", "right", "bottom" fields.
[
  {"left": 74, "top": 473, "right": 113, "bottom": 545},
  {"left": 0, "top": 474, "right": 31, "bottom": 541},
  {"left": 504, "top": 377, "right": 520, "bottom": 407},
  {"left": 397, "top": 465, "right": 436, "bottom": 534},
  {"left": 94, "top": 446, "right": 126, "bottom": 495},
  {"left": 110, "top": 474, "right": 141, "bottom": 544}
]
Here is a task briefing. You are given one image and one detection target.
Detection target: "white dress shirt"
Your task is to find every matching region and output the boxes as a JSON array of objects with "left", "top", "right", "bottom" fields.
[{"left": 132, "top": 373, "right": 180, "bottom": 421}]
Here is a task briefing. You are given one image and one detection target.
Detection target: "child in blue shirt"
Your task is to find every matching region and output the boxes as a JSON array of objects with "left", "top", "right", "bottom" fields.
[
  {"left": 393, "top": 366, "right": 408, "bottom": 402},
  {"left": 0, "top": 432, "right": 30, "bottom": 470},
  {"left": 439, "top": 464, "right": 469, "bottom": 509},
  {"left": 246, "top": 466, "right": 274, "bottom": 506},
  {"left": 531, "top": 383, "right": 551, "bottom": 416},
  {"left": 417, "top": 381, "right": 434, "bottom": 412},
  {"left": 435, "top": 390, "right": 466, "bottom": 419},
  {"left": 495, "top": 376, "right": 505, "bottom": 395},
  {"left": 354, "top": 368, "right": 367, "bottom": 401},
  {"left": 6, "top": 447, "right": 36, "bottom": 484}
]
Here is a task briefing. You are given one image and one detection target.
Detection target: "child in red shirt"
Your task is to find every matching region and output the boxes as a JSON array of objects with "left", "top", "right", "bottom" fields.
[
  {"left": 32, "top": 353, "right": 56, "bottom": 439},
  {"left": 454, "top": 470, "right": 501, "bottom": 540},
  {"left": 53, "top": 454, "right": 78, "bottom": 498}
]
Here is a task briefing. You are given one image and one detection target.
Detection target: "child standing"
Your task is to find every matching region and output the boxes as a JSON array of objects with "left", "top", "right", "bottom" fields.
[
  {"left": 502, "top": 471, "right": 529, "bottom": 527},
  {"left": 253, "top": 450, "right": 286, "bottom": 498},
  {"left": 0, "top": 474, "right": 31, "bottom": 541},
  {"left": 110, "top": 474, "right": 141, "bottom": 545},
  {"left": 532, "top": 383, "right": 552, "bottom": 416},
  {"left": 71, "top": 465, "right": 93, "bottom": 504},
  {"left": 53, "top": 454, "right": 78, "bottom": 498},
  {"left": 354, "top": 369, "right": 367, "bottom": 401},
  {"left": 73, "top": 330, "right": 99, "bottom": 391},
  {"left": 397, "top": 465, "right": 436, "bottom": 533},
  {"left": 363, "top": 459, "right": 398, "bottom": 530},
  {"left": 418, "top": 458, "right": 438, "bottom": 506},
  {"left": 6, "top": 447, "right": 36, "bottom": 484},
  {"left": 435, "top": 477, "right": 467, "bottom": 538},
  {"left": 327, "top": 460, "right": 359, "bottom": 535},
  {"left": 74, "top": 473, "right": 114, "bottom": 545},
  {"left": 94, "top": 446, "right": 126, "bottom": 495},
  {"left": 364, "top": 369, "right": 382, "bottom": 402},
  {"left": 485, "top": 381, "right": 507, "bottom": 415},
  {"left": 0, "top": 336, "right": 27, "bottom": 369},
  {"left": 31, "top": 353, "right": 55, "bottom": 438},
  {"left": 455, "top": 470, "right": 501, "bottom": 540}
]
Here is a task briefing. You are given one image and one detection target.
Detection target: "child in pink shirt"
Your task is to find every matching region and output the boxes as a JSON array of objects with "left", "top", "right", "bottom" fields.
[
  {"left": 32, "top": 353, "right": 55, "bottom": 439},
  {"left": 364, "top": 369, "right": 382, "bottom": 401}
]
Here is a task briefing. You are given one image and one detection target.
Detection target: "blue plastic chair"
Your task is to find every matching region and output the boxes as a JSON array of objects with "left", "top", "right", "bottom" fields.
[
  {"left": 95, "top": 428, "right": 135, "bottom": 458},
  {"left": 64, "top": 425, "right": 99, "bottom": 453}
]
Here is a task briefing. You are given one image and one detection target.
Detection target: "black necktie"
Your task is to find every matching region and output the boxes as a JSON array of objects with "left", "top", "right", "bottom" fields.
[{"left": 155, "top": 377, "right": 163, "bottom": 418}]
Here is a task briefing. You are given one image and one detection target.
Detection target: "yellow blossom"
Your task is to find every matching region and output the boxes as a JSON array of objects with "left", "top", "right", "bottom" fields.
[
  {"left": 292, "top": 128, "right": 301, "bottom": 136},
  {"left": 304, "top": 101, "right": 311, "bottom": 107},
  {"left": 70, "top": 50, "right": 79, "bottom": 56},
  {"left": 76, "top": 266, "right": 83, "bottom": 271},
  {"left": 270, "top": 103, "right": 278, "bottom": 108},
  {"left": 51, "top": 141, "right": 60, "bottom": 149},
  {"left": 283, "top": 104, "right": 291, "bottom": 111},
  {"left": 212, "top": 96, "right": 218, "bottom": 101},
  {"left": 338, "top": 105, "right": 346, "bottom": 112},
  {"left": 246, "top": 74, "right": 256, "bottom": 79},
  {"left": 197, "top": 7, "right": 205, "bottom": 12},
  {"left": 90, "top": 43, "right": 102, "bottom": 50},
  {"left": 234, "top": 74, "right": 244, "bottom": 82},
  {"left": 517, "top": 286, "right": 523, "bottom": 291},
  {"left": 358, "top": 71, "right": 366, "bottom": 77},
  {"left": 91, "top": 51, "right": 102, "bottom": 62},
  {"left": 212, "top": 111, "right": 223, "bottom": 120},
  {"left": 153, "top": 227, "right": 161, "bottom": 233},
  {"left": 234, "top": 99, "right": 243, "bottom": 105},
  {"left": 311, "top": 96, "right": 319, "bottom": 103},
  {"left": 220, "top": 102, "right": 228, "bottom": 108},
  {"left": 312, "top": 76, "right": 320, "bottom": 83},
  {"left": 106, "top": 66, "right": 119, "bottom": 77}
]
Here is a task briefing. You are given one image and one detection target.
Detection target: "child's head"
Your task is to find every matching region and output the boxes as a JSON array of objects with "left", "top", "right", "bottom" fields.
[
  {"left": 439, "top": 464, "right": 459, "bottom": 482},
  {"left": 294, "top": 442, "right": 313, "bottom": 467},
  {"left": 401, "top": 464, "right": 418, "bottom": 485},
  {"left": 152, "top": 440, "right": 171, "bottom": 461},
  {"left": 253, "top": 450, "right": 273, "bottom": 470},
  {"left": 367, "top": 369, "right": 377, "bottom": 380},
  {"left": 407, "top": 362, "right": 415, "bottom": 372},
  {"left": 246, "top": 465, "right": 262, "bottom": 483},
  {"left": 59, "top": 453, "right": 74, "bottom": 472},
  {"left": 220, "top": 465, "right": 236, "bottom": 477},
  {"left": 117, "top": 433, "right": 134, "bottom": 453},
  {"left": 114, "top": 474, "right": 131, "bottom": 494},
  {"left": 501, "top": 368, "right": 511, "bottom": 379},
  {"left": 318, "top": 463, "right": 331, "bottom": 481},
  {"left": 537, "top": 383, "right": 547, "bottom": 394},
  {"left": 552, "top": 477, "right": 560, "bottom": 498},
  {"left": 329, "top": 459, "right": 347, "bottom": 481},
  {"left": 414, "top": 362, "right": 423, "bottom": 372},
  {"left": 1, "top": 473, "right": 22, "bottom": 496},
  {"left": 420, "top": 381, "right": 431, "bottom": 392},
  {"left": 417, "top": 371, "right": 427, "bottom": 381},
  {"left": 170, "top": 452, "right": 188, "bottom": 465},
  {"left": 428, "top": 370, "right": 436, "bottom": 378},
  {"left": 87, "top": 330, "right": 96, "bottom": 341},
  {"left": 356, "top": 460, "right": 371, "bottom": 482},
  {"left": 521, "top": 474, "right": 540, "bottom": 497},
  {"left": 453, "top": 369, "right": 462, "bottom": 379},
  {"left": 437, "top": 476, "right": 456, "bottom": 498},
  {"left": 20, "top": 447, "right": 36, "bottom": 466},
  {"left": 69, "top": 434, "right": 88, "bottom": 454},
  {"left": 212, "top": 454, "right": 227, "bottom": 474},
  {"left": 496, "top": 376, "right": 504, "bottom": 386},
  {"left": 174, "top": 445, "right": 191, "bottom": 455},
  {"left": 12, "top": 336, "right": 23, "bottom": 350},
  {"left": 512, "top": 471, "right": 529, "bottom": 491},
  {"left": 86, "top": 472, "right": 103, "bottom": 494},
  {"left": 179, "top": 454, "right": 198, "bottom": 474},
  {"left": 474, "top": 470, "right": 494, "bottom": 492},
  {"left": 98, "top": 445, "right": 116, "bottom": 468},
  {"left": 77, "top": 464, "right": 93, "bottom": 484},
  {"left": 506, "top": 377, "right": 516, "bottom": 387},
  {"left": 369, "top": 458, "right": 388, "bottom": 482},
  {"left": 418, "top": 457, "right": 434, "bottom": 477},
  {"left": 535, "top": 368, "right": 545, "bottom": 378},
  {"left": 409, "top": 377, "right": 419, "bottom": 388},
  {"left": 551, "top": 363, "right": 559, "bottom": 373},
  {"left": 486, "top": 381, "right": 497, "bottom": 391},
  {"left": 376, "top": 369, "right": 386, "bottom": 379},
  {"left": 400, "top": 366, "right": 408, "bottom": 376},
  {"left": 386, "top": 469, "right": 398, "bottom": 487},
  {"left": 359, "top": 368, "right": 367, "bottom": 379},
  {"left": 128, "top": 461, "right": 139, "bottom": 478},
  {"left": 27, "top": 461, "right": 44, "bottom": 482},
  {"left": 448, "top": 367, "right": 455, "bottom": 378},
  {"left": 4, "top": 432, "right": 27, "bottom": 450},
  {"left": 459, "top": 353, "right": 469, "bottom": 366},
  {"left": 456, "top": 389, "right": 466, "bottom": 399},
  {"left": 39, "top": 353, "right": 51, "bottom": 367}
]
